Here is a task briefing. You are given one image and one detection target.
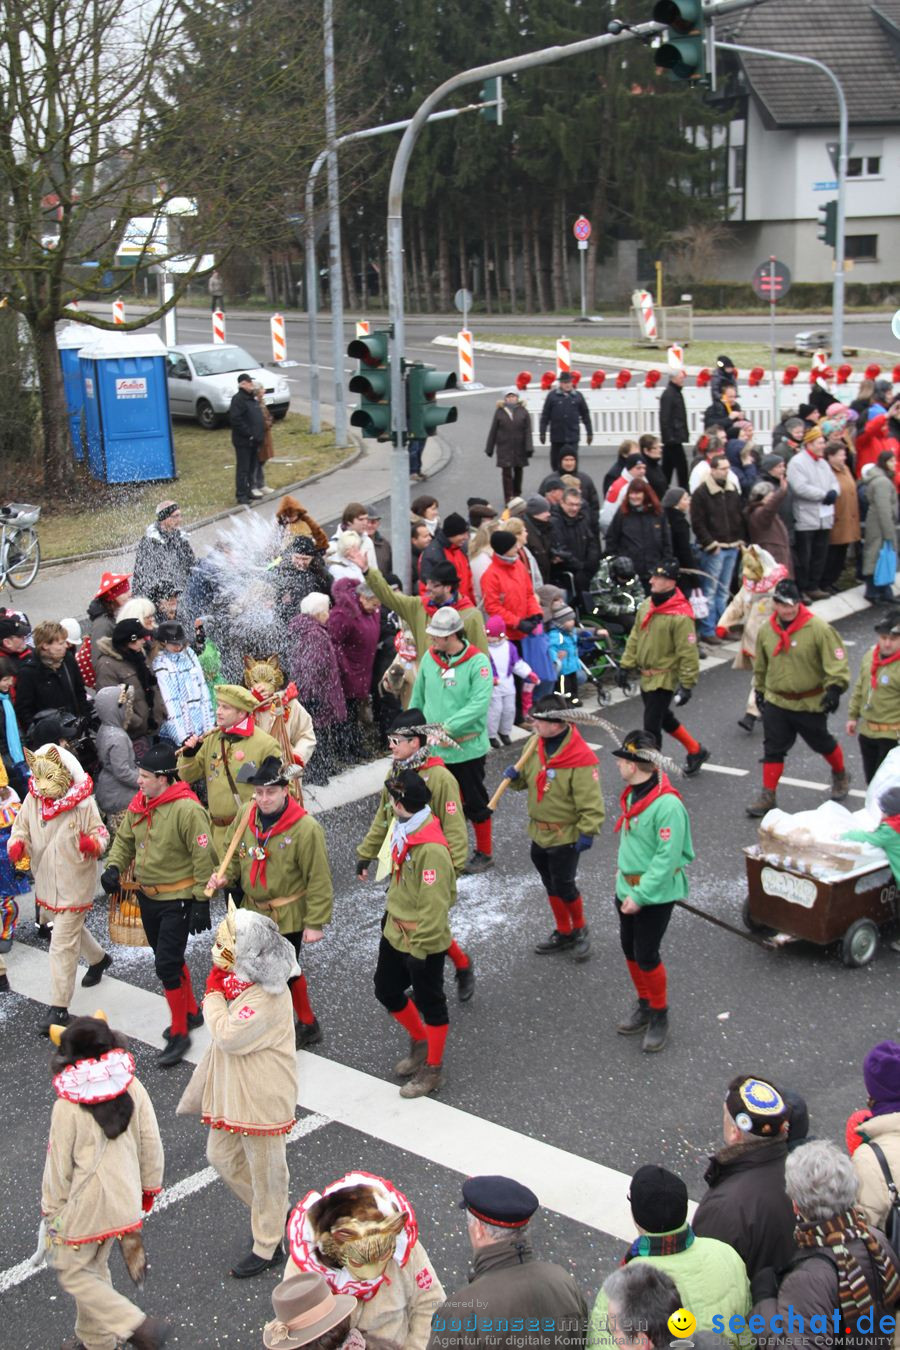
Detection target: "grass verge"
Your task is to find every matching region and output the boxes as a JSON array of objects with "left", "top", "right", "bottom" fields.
[{"left": 479, "top": 333, "right": 843, "bottom": 373}]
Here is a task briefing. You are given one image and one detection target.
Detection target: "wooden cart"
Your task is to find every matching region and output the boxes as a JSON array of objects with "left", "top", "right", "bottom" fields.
[{"left": 743, "top": 849, "right": 899, "bottom": 966}]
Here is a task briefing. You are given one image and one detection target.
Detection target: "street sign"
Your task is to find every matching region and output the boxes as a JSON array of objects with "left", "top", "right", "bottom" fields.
[
  {"left": 453, "top": 289, "right": 473, "bottom": 312},
  {"left": 751, "top": 258, "right": 792, "bottom": 302},
  {"left": 813, "top": 180, "right": 838, "bottom": 191},
  {"left": 892, "top": 310, "right": 900, "bottom": 342},
  {"left": 577, "top": 240, "right": 589, "bottom": 251},
  {"left": 826, "top": 141, "right": 853, "bottom": 175},
  {"left": 573, "top": 216, "right": 592, "bottom": 241}
]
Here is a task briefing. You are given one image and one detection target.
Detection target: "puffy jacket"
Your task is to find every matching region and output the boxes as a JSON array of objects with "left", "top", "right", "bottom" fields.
[
  {"left": 418, "top": 528, "right": 474, "bottom": 602},
  {"left": 787, "top": 449, "right": 840, "bottom": 532},
  {"left": 693, "top": 1138, "right": 795, "bottom": 1280},
  {"left": 690, "top": 479, "right": 746, "bottom": 552},
  {"left": 327, "top": 576, "right": 381, "bottom": 699},
  {"left": 605, "top": 508, "right": 672, "bottom": 583},
  {"left": 481, "top": 554, "right": 540, "bottom": 640},
  {"left": 853, "top": 1110, "right": 900, "bottom": 1231},
  {"left": 93, "top": 685, "right": 140, "bottom": 815},
  {"left": 856, "top": 411, "right": 900, "bottom": 476}
]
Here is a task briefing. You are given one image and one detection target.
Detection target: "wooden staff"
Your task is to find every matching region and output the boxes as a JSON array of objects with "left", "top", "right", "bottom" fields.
[
  {"left": 488, "top": 734, "right": 539, "bottom": 811},
  {"left": 205, "top": 800, "right": 255, "bottom": 897}
]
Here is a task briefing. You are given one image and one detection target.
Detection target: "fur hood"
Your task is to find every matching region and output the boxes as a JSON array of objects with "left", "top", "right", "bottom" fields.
[
  {"left": 233, "top": 909, "right": 299, "bottom": 992},
  {"left": 494, "top": 396, "right": 524, "bottom": 409}
]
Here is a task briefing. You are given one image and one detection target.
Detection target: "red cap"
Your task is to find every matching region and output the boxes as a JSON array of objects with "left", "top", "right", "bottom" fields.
[{"left": 94, "top": 571, "right": 131, "bottom": 600}]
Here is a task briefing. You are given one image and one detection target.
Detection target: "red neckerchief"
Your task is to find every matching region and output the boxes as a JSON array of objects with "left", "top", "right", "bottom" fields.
[
  {"left": 614, "top": 773, "right": 681, "bottom": 833},
  {"left": 391, "top": 814, "right": 450, "bottom": 876},
  {"left": 423, "top": 755, "right": 445, "bottom": 770},
  {"left": 769, "top": 605, "right": 813, "bottom": 655},
  {"left": 428, "top": 642, "right": 480, "bottom": 670},
  {"left": 250, "top": 681, "right": 300, "bottom": 713},
  {"left": 425, "top": 592, "right": 475, "bottom": 616},
  {"left": 871, "top": 648, "right": 900, "bottom": 688},
  {"left": 881, "top": 814, "right": 900, "bottom": 834},
  {"left": 247, "top": 796, "right": 307, "bottom": 887},
  {"left": 30, "top": 773, "right": 94, "bottom": 821},
  {"left": 535, "top": 727, "right": 597, "bottom": 802},
  {"left": 640, "top": 589, "right": 694, "bottom": 629},
  {"left": 223, "top": 714, "right": 256, "bottom": 739},
  {"left": 223, "top": 973, "right": 254, "bottom": 1000},
  {"left": 127, "top": 780, "right": 199, "bottom": 825}
]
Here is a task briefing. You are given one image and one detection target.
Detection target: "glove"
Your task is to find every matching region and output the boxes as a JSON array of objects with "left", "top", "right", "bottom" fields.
[
  {"left": 527, "top": 672, "right": 540, "bottom": 685},
  {"left": 205, "top": 965, "right": 228, "bottom": 996},
  {"left": 715, "top": 626, "right": 729, "bottom": 639},
  {"left": 539, "top": 434, "right": 546, "bottom": 445},
  {"left": 574, "top": 833, "right": 593, "bottom": 853},
  {"left": 179, "top": 740, "right": 200, "bottom": 758},
  {"left": 517, "top": 618, "right": 536, "bottom": 634},
  {"left": 100, "top": 865, "right": 120, "bottom": 895},
  {"left": 141, "top": 1190, "right": 157, "bottom": 1214},
  {"left": 586, "top": 433, "right": 593, "bottom": 445},
  {"left": 673, "top": 684, "right": 692, "bottom": 707},
  {"left": 356, "top": 858, "right": 371, "bottom": 877},
  {"left": 187, "top": 901, "right": 211, "bottom": 934},
  {"left": 6, "top": 838, "right": 25, "bottom": 864},
  {"left": 503, "top": 765, "right": 520, "bottom": 781},
  {"left": 754, "top": 689, "right": 766, "bottom": 713},
  {"left": 615, "top": 667, "right": 632, "bottom": 690},
  {"left": 822, "top": 686, "right": 842, "bottom": 715},
  {"left": 78, "top": 831, "right": 102, "bottom": 858},
  {"left": 822, "top": 489, "right": 838, "bottom": 506}
]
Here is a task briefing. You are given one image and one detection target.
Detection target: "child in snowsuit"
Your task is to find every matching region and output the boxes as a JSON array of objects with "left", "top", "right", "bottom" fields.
[
  {"left": 0, "top": 763, "right": 30, "bottom": 993},
  {"left": 485, "top": 615, "right": 535, "bottom": 746},
  {"left": 547, "top": 602, "right": 582, "bottom": 706}
]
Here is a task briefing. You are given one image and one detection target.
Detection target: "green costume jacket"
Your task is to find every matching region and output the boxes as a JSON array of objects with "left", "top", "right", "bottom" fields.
[
  {"left": 754, "top": 609, "right": 850, "bottom": 713},
  {"left": 358, "top": 756, "right": 468, "bottom": 874},
  {"left": 220, "top": 797, "right": 333, "bottom": 935},
  {"left": 410, "top": 643, "right": 493, "bottom": 764},
  {"left": 843, "top": 820, "right": 900, "bottom": 884},
  {"left": 848, "top": 645, "right": 900, "bottom": 739},
  {"left": 509, "top": 727, "right": 605, "bottom": 845},
  {"left": 615, "top": 776, "right": 693, "bottom": 907},
  {"left": 384, "top": 811, "right": 454, "bottom": 958},
  {"left": 366, "top": 566, "right": 488, "bottom": 658},
  {"left": 621, "top": 594, "right": 699, "bottom": 692},
  {"left": 107, "top": 785, "right": 216, "bottom": 902},
  {"left": 177, "top": 722, "right": 282, "bottom": 853}
]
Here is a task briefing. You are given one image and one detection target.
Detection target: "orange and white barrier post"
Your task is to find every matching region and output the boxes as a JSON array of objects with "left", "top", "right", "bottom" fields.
[
  {"left": 355, "top": 319, "right": 370, "bottom": 339},
  {"left": 112, "top": 298, "right": 125, "bottom": 325},
  {"left": 271, "top": 312, "right": 287, "bottom": 364},
  {"left": 638, "top": 290, "right": 657, "bottom": 340},
  {"left": 458, "top": 329, "right": 474, "bottom": 385},
  {"left": 212, "top": 309, "right": 226, "bottom": 344},
  {"left": 556, "top": 337, "right": 571, "bottom": 376},
  {"left": 667, "top": 344, "right": 684, "bottom": 371}
]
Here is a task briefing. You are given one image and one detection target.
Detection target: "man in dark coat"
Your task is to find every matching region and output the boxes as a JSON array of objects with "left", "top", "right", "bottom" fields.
[
  {"left": 693, "top": 1074, "right": 796, "bottom": 1281},
  {"left": 428, "top": 1176, "right": 587, "bottom": 1350},
  {"left": 557, "top": 450, "right": 600, "bottom": 538},
  {"left": 131, "top": 501, "right": 196, "bottom": 600},
  {"left": 550, "top": 489, "right": 600, "bottom": 603},
  {"left": 229, "top": 373, "right": 266, "bottom": 505},
  {"left": 524, "top": 496, "right": 555, "bottom": 582},
  {"left": 485, "top": 389, "right": 533, "bottom": 503},
  {"left": 539, "top": 372, "right": 592, "bottom": 471},
  {"left": 659, "top": 369, "right": 690, "bottom": 487}
]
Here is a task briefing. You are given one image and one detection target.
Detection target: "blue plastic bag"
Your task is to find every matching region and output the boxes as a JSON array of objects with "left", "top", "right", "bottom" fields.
[{"left": 874, "top": 542, "right": 897, "bottom": 588}]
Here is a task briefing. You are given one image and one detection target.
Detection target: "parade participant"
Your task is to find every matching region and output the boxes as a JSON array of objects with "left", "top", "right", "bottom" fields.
[
  {"left": 207, "top": 756, "right": 332, "bottom": 1048},
  {"left": 356, "top": 709, "right": 474, "bottom": 1002},
  {"left": 177, "top": 901, "right": 298, "bottom": 1279},
  {"left": 152, "top": 619, "right": 214, "bottom": 747},
  {"left": 617, "top": 561, "right": 709, "bottom": 777},
  {"left": 102, "top": 743, "right": 215, "bottom": 1067},
  {"left": 350, "top": 543, "right": 488, "bottom": 658},
  {"left": 846, "top": 611, "right": 900, "bottom": 783},
  {"left": 716, "top": 546, "right": 788, "bottom": 735},
  {"left": 285, "top": 1171, "right": 445, "bottom": 1350},
  {"left": 747, "top": 577, "right": 851, "bottom": 817},
  {"left": 177, "top": 682, "right": 281, "bottom": 858},
  {"left": 41, "top": 1013, "right": 167, "bottom": 1350},
  {"left": 0, "top": 763, "right": 29, "bottom": 995},
  {"left": 9, "top": 744, "right": 110, "bottom": 1034},
  {"left": 244, "top": 654, "right": 317, "bottom": 772},
  {"left": 410, "top": 608, "right": 494, "bottom": 874},
  {"left": 611, "top": 729, "right": 694, "bottom": 1053},
  {"left": 502, "top": 695, "right": 605, "bottom": 961},
  {"left": 374, "top": 770, "right": 454, "bottom": 1099}
]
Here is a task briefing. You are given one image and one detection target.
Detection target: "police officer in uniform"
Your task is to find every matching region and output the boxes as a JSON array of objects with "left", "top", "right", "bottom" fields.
[{"left": 847, "top": 610, "right": 900, "bottom": 783}]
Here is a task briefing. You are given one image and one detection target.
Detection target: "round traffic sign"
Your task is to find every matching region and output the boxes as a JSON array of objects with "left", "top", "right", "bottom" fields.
[
  {"left": 453, "top": 288, "right": 473, "bottom": 313},
  {"left": 573, "top": 216, "right": 592, "bottom": 241},
  {"left": 892, "top": 309, "right": 900, "bottom": 342},
  {"left": 751, "top": 258, "right": 791, "bottom": 303}
]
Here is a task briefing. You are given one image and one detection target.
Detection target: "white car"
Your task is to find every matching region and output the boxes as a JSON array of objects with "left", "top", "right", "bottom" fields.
[{"left": 166, "top": 343, "right": 291, "bottom": 429}]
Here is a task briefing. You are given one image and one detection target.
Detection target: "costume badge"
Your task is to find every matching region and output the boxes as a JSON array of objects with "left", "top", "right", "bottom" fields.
[
  {"left": 835, "top": 647, "right": 845, "bottom": 659},
  {"left": 883, "top": 675, "right": 890, "bottom": 684},
  {"left": 687, "top": 633, "right": 695, "bottom": 643},
  {"left": 251, "top": 846, "right": 267, "bottom": 861},
  {"left": 422, "top": 869, "right": 436, "bottom": 886},
  {"left": 659, "top": 827, "right": 672, "bottom": 841},
  {"left": 234, "top": 750, "right": 245, "bottom": 761},
  {"left": 445, "top": 801, "right": 457, "bottom": 814},
  {"left": 416, "top": 1268, "right": 434, "bottom": 1290},
  {"left": 236, "top": 1006, "right": 256, "bottom": 1021},
  {"left": 196, "top": 834, "right": 208, "bottom": 848},
  {"left": 479, "top": 666, "right": 490, "bottom": 677},
  {"left": 592, "top": 768, "right": 599, "bottom": 781}
]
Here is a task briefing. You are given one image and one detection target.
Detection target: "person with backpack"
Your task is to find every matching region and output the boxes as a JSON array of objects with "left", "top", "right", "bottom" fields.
[{"left": 852, "top": 1040, "right": 900, "bottom": 1238}]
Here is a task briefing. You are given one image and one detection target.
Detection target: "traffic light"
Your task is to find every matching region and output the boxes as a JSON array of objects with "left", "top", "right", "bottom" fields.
[
  {"left": 653, "top": 0, "right": 707, "bottom": 82},
  {"left": 817, "top": 200, "right": 838, "bottom": 250},
  {"left": 479, "top": 76, "right": 504, "bottom": 125},
  {"left": 407, "top": 362, "right": 458, "bottom": 440},
  {"left": 348, "top": 329, "right": 391, "bottom": 440}
]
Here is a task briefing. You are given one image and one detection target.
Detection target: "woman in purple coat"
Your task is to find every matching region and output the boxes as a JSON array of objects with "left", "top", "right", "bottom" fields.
[
  {"left": 288, "top": 593, "right": 347, "bottom": 781},
  {"left": 327, "top": 578, "right": 381, "bottom": 762}
]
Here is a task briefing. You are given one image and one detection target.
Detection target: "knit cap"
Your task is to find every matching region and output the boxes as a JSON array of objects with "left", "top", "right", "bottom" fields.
[
  {"left": 628, "top": 1165, "right": 688, "bottom": 1233},
  {"left": 490, "top": 529, "right": 517, "bottom": 557},
  {"left": 442, "top": 512, "right": 468, "bottom": 537},
  {"left": 725, "top": 1076, "right": 788, "bottom": 1136},
  {"left": 485, "top": 615, "right": 506, "bottom": 638},
  {"left": 802, "top": 425, "right": 824, "bottom": 445},
  {"left": 661, "top": 487, "right": 687, "bottom": 509},
  {"left": 527, "top": 495, "right": 551, "bottom": 515},
  {"left": 863, "top": 1041, "right": 900, "bottom": 1113},
  {"left": 550, "top": 602, "right": 575, "bottom": 624}
]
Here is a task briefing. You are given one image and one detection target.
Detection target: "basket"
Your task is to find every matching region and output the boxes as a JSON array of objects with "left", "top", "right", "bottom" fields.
[
  {"left": 107, "top": 867, "right": 148, "bottom": 947},
  {"left": 4, "top": 502, "right": 41, "bottom": 526}
]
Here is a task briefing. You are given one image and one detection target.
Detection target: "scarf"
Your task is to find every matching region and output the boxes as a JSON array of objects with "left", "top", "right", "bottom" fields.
[
  {"left": 614, "top": 772, "right": 681, "bottom": 833},
  {"left": 390, "top": 805, "right": 432, "bottom": 873},
  {"left": 0, "top": 691, "right": 23, "bottom": 764},
  {"left": 247, "top": 796, "right": 306, "bottom": 888},
  {"left": 640, "top": 589, "right": 694, "bottom": 628},
  {"left": 622, "top": 1225, "right": 695, "bottom": 1265},
  {"left": 428, "top": 642, "right": 480, "bottom": 670},
  {"left": 770, "top": 605, "right": 813, "bottom": 655},
  {"left": 424, "top": 590, "right": 475, "bottom": 616},
  {"left": 223, "top": 714, "right": 256, "bottom": 739},
  {"left": 127, "top": 779, "right": 199, "bottom": 825},
  {"left": 31, "top": 773, "right": 94, "bottom": 821},
  {"left": 388, "top": 749, "right": 442, "bottom": 781},
  {"left": 535, "top": 727, "right": 597, "bottom": 802},
  {"left": 794, "top": 1207, "right": 900, "bottom": 1318},
  {"left": 871, "top": 647, "right": 900, "bottom": 688}
]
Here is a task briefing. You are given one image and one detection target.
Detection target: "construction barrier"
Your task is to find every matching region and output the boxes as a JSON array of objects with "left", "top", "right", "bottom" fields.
[
  {"left": 632, "top": 289, "right": 657, "bottom": 341},
  {"left": 355, "top": 319, "right": 370, "bottom": 339},
  {"left": 271, "top": 313, "right": 286, "bottom": 364},
  {"left": 556, "top": 336, "right": 571, "bottom": 376},
  {"left": 212, "top": 309, "right": 226, "bottom": 344},
  {"left": 112, "top": 299, "right": 125, "bottom": 326},
  {"left": 458, "top": 329, "right": 474, "bottom": 385}
]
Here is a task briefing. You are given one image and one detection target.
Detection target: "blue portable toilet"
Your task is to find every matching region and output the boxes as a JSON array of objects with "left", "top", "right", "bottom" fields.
[
  {"left": 79, "top": 333, "right": 176, "bottom": 484},
  {"left": 57, "top": 322, "right": 94, "bottom": 460}
]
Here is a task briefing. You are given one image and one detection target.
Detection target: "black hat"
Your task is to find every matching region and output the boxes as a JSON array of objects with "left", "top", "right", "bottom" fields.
[
  {"left": 650, "top": 559, "right": 679, "bottom": 580},
  {"left": 460, "top": 1176, "right": 539, "bottom": 1228},
  {"left": 782, "top": 1089, "right": 811, "bottom": 1152},
  {"left": 429, "top": 560, "right": 460, "bottom": 588},
  {"left": 238, "top": 754, "right": 290, "bottom": 787},
  {"left": 490, "top": 529, "right": 517, "bottom": 557},
  {"left": 716, "top": 354, "right": 735, "bottom": 371},
  {"left": 0, "top": 617, "right": 29, "bottom": 640},
  {"left": 156, "top": 620, "right": 188, "bottom": 645},
  {"left": 557, "top": 370, "right": 573, "bottom": 383},
  {"left": 629, "top": 1165, "right": 688, "bottom": 1234},
  {"left": 138, "top": 743, "right": 179, "bottom": 776},
  {"left": 541, "top": 475, "right": 565, "bottom": 493},
  {"left": 879, "top": 786, "right": 900, "bottom": 818},
  {"left": 874, "top": 610, "right": 900, "bottom": 636},
  {"left": 624, "top": 453, "right": 642, "bottom": 469},
  {"left": 443, "top": 512, "right": 468, "bottom": 538},
  {"left": 773, "top": 578, "right": 802, "bottom": 604},
  {"left": 612, "top": 729, "right": 662, "bottom": 764},
  {"left": 147, "top": 578, "right": 181, "bottom": 603},
  {"left": 386, "top": 768, "right": 431, "bottom": 812},
  {"left": 288, "top": 535, "right": 318, "bottom": 556},
  {"left": 467, "top": 497, "right": 489, "bottom": 508},
  {"left": 112, "top": 618, "right": 153, "bottom": 646},
  {"left": 237, "top": 372, "right": 254, "bottom": 385},
  {"left": 25, "top": 708, "right": 86, "bottom": 750},
  {"left": 387, "top": 708, "right": 427, "bottom": 739}
]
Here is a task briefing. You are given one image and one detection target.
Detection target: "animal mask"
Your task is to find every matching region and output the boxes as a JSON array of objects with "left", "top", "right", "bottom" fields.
[
  {"left": 24, "top": 745, "right": 73, "bottom": 800},
  {"left": 313, "top": 1186, "right": 407, "bottom": 1278},
  {"left": 244, "top": 653, "right": 284, "bottom": 697},
  {"left": 212, "top": 897, "right": 238, "bottom": 972},
  {"left": 118, "top": 683, "right": 136, "bottom": 732}
]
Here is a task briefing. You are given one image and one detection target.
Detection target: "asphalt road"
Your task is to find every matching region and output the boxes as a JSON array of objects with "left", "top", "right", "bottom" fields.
[{"left": 2, "top": 603, "right": 897, "bottom": 1348}]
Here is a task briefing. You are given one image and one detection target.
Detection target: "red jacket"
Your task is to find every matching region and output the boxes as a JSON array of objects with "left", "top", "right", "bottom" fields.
[
  {"left": 856, "top": 412, "right": 900, "bottom": 477},
  {"left": 481, "top": 555, "right": 540, "bottom": 640}
]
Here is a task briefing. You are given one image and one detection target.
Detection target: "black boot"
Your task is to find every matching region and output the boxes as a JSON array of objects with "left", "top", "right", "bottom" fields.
[
  {"left": 157, "top": 1033, "right": 191, "bottom": 1067},
  {"left": 736, "top": 713, "right": 758, "bottom": 734},
  {"left": 230, "top": 1246, "right": 283, "bottom": 1279},
  {"left": 534, "top": 929, "right": 575, "bottom": 955},
  {"left": 642, "top": 1008, "right": 669, "bottom": 1053},
  {"left": 617, "top": 999, "right": 650, "bottom": 1035},
  {"left": 163, "top": 1010, "right": 204, "bottom": 1040},
  {"left": 455, "top": 957, "right": 475, "bottom": 1002},
  {"left": 570, "top": 926, "right": 591, "bottom": 962},
  {"left": 81, "top": 953, "right": 112, "bottom": 987},
  {"left": 39, "top": 1006, "right": 69, "bottom": 1037},
  {"left": 295, "top": 1017, "right": 322, "bottom": 1049},
  {"left": 684, "top": 746, "right": 710, "bottom": 777}
]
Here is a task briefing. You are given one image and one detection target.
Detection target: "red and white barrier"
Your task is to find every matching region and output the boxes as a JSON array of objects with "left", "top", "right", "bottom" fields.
[
  {"left": 632, "top": 289, "right": 657, "bottom": 341},
  {"left": 556, "top": 337, "right": 571, "bottom": 376},
  {"left": 212, "top": 309, "right": 225, "bottom": 344},
  {"left": 355, "top": 319, "right": 370, "bottom": 339},
  {"left": 112, "top": 299, "right": 125, "bottom": 325},
  {"left": 667, "top": 344, "right": 684, "bottom": 371},
  {"left": 458, "top": 329, "right": 474, "bottom": 385},
  {"left": 271, "top": 313, "right": 287, "bottom": 364}
]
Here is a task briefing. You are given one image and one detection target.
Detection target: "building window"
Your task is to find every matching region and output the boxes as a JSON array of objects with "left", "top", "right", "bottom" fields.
[
  {"left": 845, "top": 235, "right": 878, "bottom": 261},
  {"left": 846, "top": 155, "right": 882, "bottom": 177}
]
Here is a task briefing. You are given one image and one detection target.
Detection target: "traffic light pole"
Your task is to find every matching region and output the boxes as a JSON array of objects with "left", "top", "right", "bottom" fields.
[{"left": 715, "top": 39, "right": 847, "bottom": 361}]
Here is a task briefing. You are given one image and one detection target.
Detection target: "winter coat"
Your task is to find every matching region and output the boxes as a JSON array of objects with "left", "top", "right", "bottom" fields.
[
  {"left": 690, "top": 479, "right": 746, "bottom": 552},
  {"left": 564, "top": 464, "right": 601, "bottom": 534},
  {"left": 621, "top": 595, "right": 700, "bottom": 693},
  {"left": 93, "top": 686, "right": 139, "bottom": 815},
  {"left": 539, "top": 388, "right": 592, "bottom": 446},
  {"left": 853, "top": 1110, "right": 900, "bottom": 1231},
  {"left": 11, "top": 785, "right": 107, "bottom": 910},
  {"left": 659, "top": 380, "right": 690, "bottom": 444},
  {"left": 856, "top": 411, "right": 900, "bottom": 475},
  {"left": 484, "top": 399, "right": 533, "bottom": 467},
  {"left": 254, "top": 698, "right": 317, "bottom": 769},
  {"left": 229, "top": 384, "right": 265, "bottom": 452},
  {"left": 641, "top": 455, "right": 668, "bottom": 503},
  {"left": 605, "top": 508, "right": 673, "bottom": 583},
  {"left": 287, "top": 615, "right": 347, "bottom": 729},
  {"left": 746, "top": 488, "right": 794, "bottom": 575},
  {"left": 93, "top": 637, "right": 168, "bottom": 740},
  {"left": 428, "top": 1234, "right": 588, "bottom": 1350},
  {"left": 328, "top": 577, "right": 381, "bottom": 699},
  {"left": 481, "top": 554, "right": 541, "bottom": 641},
  {"left": 153, "top": 646, "right": 214, "bottom": 746},
  {"left": 419, "top": 529, "right": 474, "bottom": 603},
  {"left": 525, "top": 512, "right": 555, "bottom": 582},
  {"left": 275, "top": 558, "right": 333, "bottom": 615},
  {"left": 787, "top": 450, "right": 840, "bottom": 532},
  {"left": 862, "top": 467, "right": 899, "bottom": 576},
  {"left": 703, "top": 396, "right": 738, "bottom": 435},
  {"left": 87, "top": 596, "right": 117, "bottom": 649},
  {"left": 13, "top": 650, "right": 89, "bottom": 735},
  {"left": 107, "top": 788, "right": 217, "bottom": 900},
  {"left": 754, "top": 612, "right": 850, "bottom": 713},
  {"left": 666, "top": 506, "right": 696, "bottom": 572},
  {"left": 848, "top": 647, "right": 900, "bottom": 740},
  {"left": 366, "top": 566, "right": 488, "bottom": 659},
  {"left": 509, "top": 726, "right": 605, "bottom": 846},
  {"left": 410, "top": 642, "right": 493, "bottom": 764},
  {"left": 42, "top": 1077, "right": 164, "bottom": 1245},
  {"left": 131, "top": 521, "right": 196, "bottom": 599},
  {"left": 222, "top": 801, "right": 333, "bottom": 935},
  {"left": 384, "top": 813, "right": 454, "bottom": 957},
  {"left": 372, "top": 529, "right": 393, "bottom": 576},
  {"left": 829, "top": 460, "right": 861, "bottom": 545},
  {"left": 551, "top": 507, "right": 600, "bottom": 590},
  {"left": 718, "top": 583, "right": 779, "bottom": 668},
  {"left": 359, "top": 759, "right": 468, "bottom": 875},
  {"left": 692, "top": 1138, "right": 796, "bottom": 1280},
  {"left": 328, "top": 526, "right": 377, "bottom": 575}
]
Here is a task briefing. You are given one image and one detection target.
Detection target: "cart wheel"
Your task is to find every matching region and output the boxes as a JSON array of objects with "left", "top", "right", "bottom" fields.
[
  {"left": 841, "top": 919, "right": 879, "bottom": 968},
  {"left": 741, "top": 897, "right": 775, "bottom": 937}
]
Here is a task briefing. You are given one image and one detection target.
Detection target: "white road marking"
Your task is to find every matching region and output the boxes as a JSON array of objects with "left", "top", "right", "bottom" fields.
[
  {"left": 700, "top": 763, "right": 748, "bottom": 777},
  {"left": 779, "top": 775, "right": 866, "bottom": 799}
]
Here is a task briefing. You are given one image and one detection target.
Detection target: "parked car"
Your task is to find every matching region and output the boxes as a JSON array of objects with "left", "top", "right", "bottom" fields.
[
  {"left": 794, "top": 329, "right": 831, "bottom": 355},
  {"left": 166, "top": 344, "right": 291, "bottom": 429}
]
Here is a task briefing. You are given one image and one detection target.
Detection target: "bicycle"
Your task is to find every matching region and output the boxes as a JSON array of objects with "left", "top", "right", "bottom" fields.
[{"left": 0, "top": 502, "right": 41, "bottom": 589}]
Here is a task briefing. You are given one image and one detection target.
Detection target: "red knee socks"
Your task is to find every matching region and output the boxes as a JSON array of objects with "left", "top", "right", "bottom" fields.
[
  {"left": 391, "top": 998, "right": 426, "bottom": 1041},
  {"left": 446, "top": 939, "right": 469, "bottom": 971},
  {"left": 642, "top": 963, "right": 668, "bottom": 1010},
  {"left": 289, "top": 973, "right": 315, "bottom": 1025},
  {"left": 762, "top": 761, "right": 784, "bottom": 791},
  {"left": 164, "top": 984, "right": 188, "bottom": 1037},
  {"left": 181, "top": 965, "right": 197, "bottom": 1016},
  {"left": 670, "top": 725, "right": 700, "bottom": 755},
  {"left": 548, "top": 895, "right": 572, "bottom": 934},
  {"left": 424, "top": 1023, "right": 448, "bottom": 1067},
  {"left": 472, "top": 818, "right": 492, "bottom": 856},
  {"left": 566, "top": 895, "right": 586, "bottom": 931},
  {"left": 825, "top": 746, "right": 845, "bottom": 773},
  {"left": 626, "top": 959, "right": 650, "bottom": 1000}
]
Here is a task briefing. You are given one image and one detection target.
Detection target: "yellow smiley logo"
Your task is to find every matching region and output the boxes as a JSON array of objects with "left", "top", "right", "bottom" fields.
[{"left": 667, "top": 1309, "right": 697, "bottom": 1339}]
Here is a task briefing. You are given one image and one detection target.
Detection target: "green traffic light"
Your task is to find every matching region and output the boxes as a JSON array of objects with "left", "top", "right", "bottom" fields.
[
  {"left": 656, "top": 34, "right": 704, "bottom": 77},
  {"left": 347, "top": 332, "right": 390, "bottom": 367},
  {"left": 348, "top": 328, "right": 392, "bottom": 441},
  {"left": 406, "top": 362, "right": 458, "bottom": 440},
  {"left": 653, "top": 0, "right": 703, "bottom": 29}
]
